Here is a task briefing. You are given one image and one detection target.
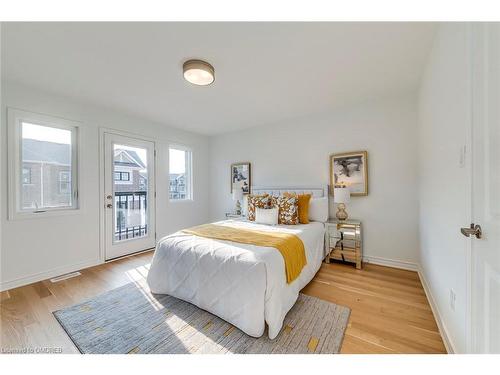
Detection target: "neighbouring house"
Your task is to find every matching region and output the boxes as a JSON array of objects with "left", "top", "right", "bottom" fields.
[
  {"left": 112, "top": 148, "right": 148, "bottom": 240},
  {"left": 22, "top": 142, "right": 149, "bottom": 206},
  {"left": 22, "top": 139, "right": 72, "bottom": 210},
  {"left": 22, "top": 141, "right": 149, "bottom": 240},
  {"left": 169, "top": 173, "right": 186, "bottom": 199},
  {"left": 113, "top": 148, "right": 148, "bottom": 194}
]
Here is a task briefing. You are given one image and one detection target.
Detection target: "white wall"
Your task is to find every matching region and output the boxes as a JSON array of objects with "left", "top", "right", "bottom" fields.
[
  {"left": 0, "top": 81, "right": 210, "bottom": 290},
  {"left": 0, "top": 25, "right": 3, "bottom": 275},
  {"left": 418, "top": 23, "right": 470, "bottom": 353},
  {"left": 209, "top": 94, "right": 420, "bottom": 266}
]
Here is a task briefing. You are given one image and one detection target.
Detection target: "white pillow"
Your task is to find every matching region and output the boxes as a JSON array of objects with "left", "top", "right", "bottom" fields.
[
  {"left": 309, "top": 197, "right": 329, "bottom": 222},
  {"left": 255, "top": 207, "right": 278, "bottom": 225}
]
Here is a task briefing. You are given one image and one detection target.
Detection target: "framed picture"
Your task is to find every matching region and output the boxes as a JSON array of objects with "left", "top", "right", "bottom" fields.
[
  {"left": 330, "top": 151, "right": 368, "bottom": 196},
  {"left": 231, "top": 162, "right": 251, "bottom": 194}
]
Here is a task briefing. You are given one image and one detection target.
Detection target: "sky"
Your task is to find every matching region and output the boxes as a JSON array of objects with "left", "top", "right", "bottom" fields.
[
  {"left": 115, "top": 144, "right": 147, "bottom": 167},
  {"left": 22, "top": 122, "right": 71, "bottom": 144},
  {"left": 169, "top": 148, "right": 185, "bottom": 174}
]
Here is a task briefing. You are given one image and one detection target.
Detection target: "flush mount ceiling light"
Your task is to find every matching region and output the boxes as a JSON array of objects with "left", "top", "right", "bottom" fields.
[{"left": 183, "top": 59, "right": 215, "bottom": 86}]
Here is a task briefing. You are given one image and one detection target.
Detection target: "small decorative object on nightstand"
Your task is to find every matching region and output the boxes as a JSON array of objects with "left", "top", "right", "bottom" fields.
[
  {"left": 325, "top": 219, "right": 362, "bottom": 269},
  {"left": 232, "top": 189, "right": 244, "bottom": 215},
  {"left": 333, "top": 187, "right": 350, "bottom": 220}
]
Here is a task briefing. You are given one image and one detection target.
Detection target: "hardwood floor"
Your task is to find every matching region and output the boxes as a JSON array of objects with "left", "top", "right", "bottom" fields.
[
  {"left": 302, "top": 262, "right": 446, "bottom": 353},
  {"left": 0, "top": 252, "right": 446, "bottom": 354}
]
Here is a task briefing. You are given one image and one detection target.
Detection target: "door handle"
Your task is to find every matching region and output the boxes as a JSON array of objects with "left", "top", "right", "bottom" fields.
[
  {"left": 106, "top": 203, "right": 113, "bottom": 209},
  {"left": 461, "top": 223, "right": 482, "bottom": 239}
]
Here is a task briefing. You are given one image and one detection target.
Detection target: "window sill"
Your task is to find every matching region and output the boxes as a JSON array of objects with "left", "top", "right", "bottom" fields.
[
  {"left": 169, "top": 199, "right": 194, "bottom": 203},
  {"left": 9, "top": 207, "right": 82, "bottom": 221}
]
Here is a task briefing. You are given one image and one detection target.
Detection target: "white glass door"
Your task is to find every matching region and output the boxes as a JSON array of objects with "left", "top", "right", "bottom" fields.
[{"left": 104, "top": 132, "right": 156, "bottom": 260}]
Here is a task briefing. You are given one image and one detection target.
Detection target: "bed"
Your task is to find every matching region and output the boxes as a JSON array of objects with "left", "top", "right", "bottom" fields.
[{"left": 147, "top": 187, "right": 327, "bottom": 339}]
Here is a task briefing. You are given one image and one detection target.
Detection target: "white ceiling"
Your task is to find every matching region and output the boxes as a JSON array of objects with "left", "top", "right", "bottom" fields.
[{"left": 2, "top": 22, "right": 436, "bottom": 135}]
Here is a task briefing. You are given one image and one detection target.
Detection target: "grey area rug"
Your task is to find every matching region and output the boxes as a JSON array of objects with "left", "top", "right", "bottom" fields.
[{"left": 53, "top": 283, "right": 350, "bottom": 354}]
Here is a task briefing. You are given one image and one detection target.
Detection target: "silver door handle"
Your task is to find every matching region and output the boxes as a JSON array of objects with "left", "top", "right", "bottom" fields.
[
  {"left": 106, "top": 203, "right": 113, "bottom": 209},
  {"left": 461, "top": 223, "right": 482, "bottom": 239}
]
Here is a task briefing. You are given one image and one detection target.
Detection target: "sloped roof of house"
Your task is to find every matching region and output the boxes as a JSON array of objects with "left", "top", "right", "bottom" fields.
[
  {"left": 22, "top": 139, "right": 71, "bottom": 165},
  {"left": 169, "top": 173, "right": 185, "bottom": 182},
  {"left": 114, "top": 149, "right": 146, "bottom": 169}
]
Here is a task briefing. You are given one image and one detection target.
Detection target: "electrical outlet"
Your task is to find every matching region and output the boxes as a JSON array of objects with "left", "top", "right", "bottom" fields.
[{"left": 450, "top": 289, "right": 456, "bottom": 311}]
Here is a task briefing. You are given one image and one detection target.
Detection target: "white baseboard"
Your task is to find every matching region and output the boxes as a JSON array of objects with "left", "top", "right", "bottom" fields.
[
  {"left": 417, "top": 265, "right": 456, "bottom": 354},
  {"left": 363, "top": 255, "right": 418, "bottom": 271},
  {"left": 0, "top": 258, "right": 100, "bottom": 292}
]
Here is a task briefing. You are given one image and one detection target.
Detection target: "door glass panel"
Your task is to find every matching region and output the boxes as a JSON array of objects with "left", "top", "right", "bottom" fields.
[{"left": 113, "top": 144, "right": 148, "bottom": 242}]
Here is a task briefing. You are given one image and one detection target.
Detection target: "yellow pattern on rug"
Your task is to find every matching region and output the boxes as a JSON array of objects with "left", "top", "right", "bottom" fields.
[{"left": 182, "top": 224, "right": 307, "bottom": 283}]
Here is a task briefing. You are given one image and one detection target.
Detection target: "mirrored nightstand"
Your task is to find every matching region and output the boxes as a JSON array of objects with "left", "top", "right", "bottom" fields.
[{"left": 325, "top": 219, "right": 362, "bottom": 269}]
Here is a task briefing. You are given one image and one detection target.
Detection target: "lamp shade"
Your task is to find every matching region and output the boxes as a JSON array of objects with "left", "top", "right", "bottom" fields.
[
  {"left": 232, "top": 189, "right": 243, "bottom": 201},
  {"left": 333, "top": 187, "right": 351, "bottom": 204}
]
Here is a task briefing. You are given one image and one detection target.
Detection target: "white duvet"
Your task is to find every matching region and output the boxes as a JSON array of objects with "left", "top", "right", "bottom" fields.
[{"left": 147, "top": 219, "right": 326, "bottom": 339}]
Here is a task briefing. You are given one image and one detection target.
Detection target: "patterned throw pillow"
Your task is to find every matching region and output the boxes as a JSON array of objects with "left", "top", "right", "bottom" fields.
[
  {"left": 272, "top": 196, "right": 299, "bottom": 225},
  {"left": 247, "top": 194, "right": 272, "bottom": 221},
  {"left": 283, "top": 192, "right": 312, "bottom": 224}
]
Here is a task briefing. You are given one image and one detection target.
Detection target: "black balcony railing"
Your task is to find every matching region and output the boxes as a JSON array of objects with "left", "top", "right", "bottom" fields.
[
  {"left": 115, "top": 224, "right": 148, "bottom": 241},
  {"left": 114, "top": 191, "right": 148, "bottom": 241}
]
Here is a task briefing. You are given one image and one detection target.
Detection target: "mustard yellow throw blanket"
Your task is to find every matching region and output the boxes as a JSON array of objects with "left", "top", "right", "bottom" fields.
[{"left": 182, "top": 224, "right": 307, "bottom": 284}]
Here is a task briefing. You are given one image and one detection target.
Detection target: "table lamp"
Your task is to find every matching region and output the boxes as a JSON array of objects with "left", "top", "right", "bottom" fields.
[
  {"left": 333, "top": 187, "right": 351, "bottom": 220},
  {"left": 232, "top": 188, "right": 243, "bottom": 215}
]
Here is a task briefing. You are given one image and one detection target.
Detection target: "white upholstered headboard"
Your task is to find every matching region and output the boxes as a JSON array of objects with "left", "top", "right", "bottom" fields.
[
  {"left": 240, "top": 186, "right": 327, "bottom": 217},
  {"left": 250, "top": 186, "right": 326, "bottom": 198}
]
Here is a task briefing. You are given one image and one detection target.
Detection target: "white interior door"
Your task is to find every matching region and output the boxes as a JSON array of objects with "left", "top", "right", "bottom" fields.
[
  {"left": 469, "top": 23, "right": 500, "bottom": 353},
  {"left": 104, "top": 132, "right": 156, "bottom": 260}
]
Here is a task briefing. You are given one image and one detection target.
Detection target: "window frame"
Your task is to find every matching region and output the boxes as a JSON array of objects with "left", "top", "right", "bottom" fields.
[
  {"left": 8, "top": 108, "right": 81, "bottom": 220},
  {"left": 168, "top": 144, "right": 193, "bottom": 202}
]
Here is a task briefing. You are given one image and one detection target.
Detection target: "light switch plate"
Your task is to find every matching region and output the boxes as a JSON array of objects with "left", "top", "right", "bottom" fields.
[{"left": 459, "top": 144, "right": 466, "bottom": 168}]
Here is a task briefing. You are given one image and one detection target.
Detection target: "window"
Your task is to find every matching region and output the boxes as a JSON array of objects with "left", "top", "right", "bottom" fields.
[
  {"left": 114, "top": 171, "right": 130, "bottom": 181},
  {"left": 8, "top": 108, "right": 79, "bottom": 218},
  {"left": 22, "top": 167, "right": 32, "bottom": 184},
  {"left": 59, "top": 171, "right": 71, "bottom": 194},
  {"left": 139, "top": 176, "right": 147, "bottom": 190},
  {"left": 169, "top": 146, "right": 192, "bottom": 200}
]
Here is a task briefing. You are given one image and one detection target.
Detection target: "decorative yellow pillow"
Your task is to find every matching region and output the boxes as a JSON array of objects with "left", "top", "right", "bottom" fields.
[
  {"left": 247, "top": 194, "right": 272, "bottom": 221},
  {"left": 284, "top": 193, "right": 312, "bottom": 224}
]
